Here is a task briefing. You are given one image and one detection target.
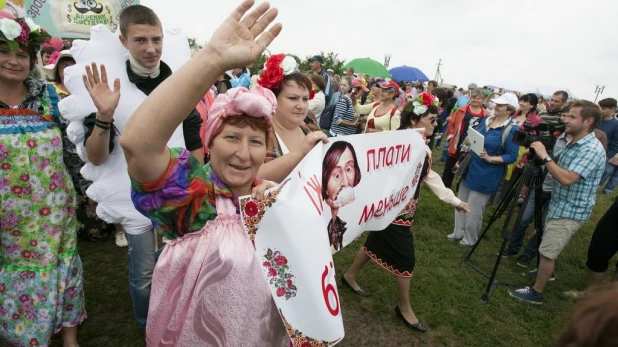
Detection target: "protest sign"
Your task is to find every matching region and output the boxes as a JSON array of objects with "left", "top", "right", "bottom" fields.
[
  {"left": 25, "top": 0, "right": 139, "bottom": 38},
  {"left": 239, "top": 129, "right": 427, "bottom": 346}
]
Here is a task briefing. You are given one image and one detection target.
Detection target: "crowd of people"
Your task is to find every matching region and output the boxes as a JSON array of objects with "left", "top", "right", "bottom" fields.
[{"left": 1, "top": 1, "right": 618, "bottom": 346}]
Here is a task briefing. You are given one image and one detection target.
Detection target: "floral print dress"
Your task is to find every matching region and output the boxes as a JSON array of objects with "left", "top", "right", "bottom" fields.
[{"left": 0, "top": 78, "right": 86, "bottom": 347}]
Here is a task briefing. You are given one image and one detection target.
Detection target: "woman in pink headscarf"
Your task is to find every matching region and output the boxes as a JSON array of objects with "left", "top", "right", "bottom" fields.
[{"left": 102, "top": 1, "right": 290, "bottom": 345}]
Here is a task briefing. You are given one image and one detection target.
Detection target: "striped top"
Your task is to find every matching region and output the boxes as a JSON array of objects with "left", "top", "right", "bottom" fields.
[{"left": 329, "top": 95, "right": 357, "bottom": 136}]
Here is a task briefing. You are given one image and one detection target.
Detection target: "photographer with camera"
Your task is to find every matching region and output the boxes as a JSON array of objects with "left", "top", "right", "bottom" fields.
[
  {"left": 508, "top": 100, "right": 607, "bottom": 304},
  {"left": 502, "top": 110, "right": 570, "bottom": 265}
]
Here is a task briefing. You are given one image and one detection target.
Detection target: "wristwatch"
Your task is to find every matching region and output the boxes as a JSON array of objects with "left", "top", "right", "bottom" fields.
[{"left": 543, "top": 156, "right": 553, "bottom": 164}]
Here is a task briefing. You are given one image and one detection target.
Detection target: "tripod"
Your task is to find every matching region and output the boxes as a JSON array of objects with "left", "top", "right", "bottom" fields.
[{"left": 462, "top": 162, "right": 545, "bottom": 304}]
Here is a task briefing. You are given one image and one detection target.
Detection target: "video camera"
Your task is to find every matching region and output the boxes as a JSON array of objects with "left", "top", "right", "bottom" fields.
[{"left": 512, "top": 120, "right": 565, "bottom": 164}]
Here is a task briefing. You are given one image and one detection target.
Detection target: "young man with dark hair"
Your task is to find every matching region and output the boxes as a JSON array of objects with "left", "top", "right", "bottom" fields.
[
  {"left": 81, "top": 4, "right": 203, "bottom": 328},
  {"left": 509, "top": 100, "right": 606, "bottom": 304},
  {"left": 539, "top": 90, "right": 569, "bottom": 123},
  {"left": 597, "top": 97, "right": 618, "bottom": 194}
]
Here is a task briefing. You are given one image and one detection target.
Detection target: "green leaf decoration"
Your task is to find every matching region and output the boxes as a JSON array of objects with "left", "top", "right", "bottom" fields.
[
  {"left": 6, "top": 40, "right": 18, "bottom": 52},
  {"left": 265, "top": 248, "right": 273, "bottom": 260}
]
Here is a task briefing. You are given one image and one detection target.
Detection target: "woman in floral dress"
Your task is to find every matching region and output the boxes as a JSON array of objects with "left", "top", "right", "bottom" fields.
[{"left": 0, "top": 17, "right": 85, "bottom": 347}]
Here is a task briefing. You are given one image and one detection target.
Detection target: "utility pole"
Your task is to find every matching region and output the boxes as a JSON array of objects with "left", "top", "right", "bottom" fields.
[
  {"left": 595, "top": 85, "right": 606, "bottom": 102},
  {"left": 434, "top": 59, "right": 443, "bottom": 84},
  {"left": 384, "top": 53, "right": 392, "bottom": 68}
]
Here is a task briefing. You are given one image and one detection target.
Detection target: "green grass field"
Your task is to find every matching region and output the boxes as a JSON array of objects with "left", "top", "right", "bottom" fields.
[{"left": 51, "top": 150, "right": 617, "bottom": 347}]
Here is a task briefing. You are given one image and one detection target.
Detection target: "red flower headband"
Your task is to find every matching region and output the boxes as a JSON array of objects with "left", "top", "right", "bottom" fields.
[{"left": 257, "top": 54, "right": 298, "bottom": 90}]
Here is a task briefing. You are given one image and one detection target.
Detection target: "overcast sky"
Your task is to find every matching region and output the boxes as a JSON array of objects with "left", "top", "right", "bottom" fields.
[{"left": 145, "top": 0, "right": 617, "bottom": 101}]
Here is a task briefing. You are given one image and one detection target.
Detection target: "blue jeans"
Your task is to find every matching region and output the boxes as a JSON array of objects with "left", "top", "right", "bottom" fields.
[
  {"left": 440, "top": 139, "right": 450, "bottom": 162},
  {"left": 508, "top": 190, "right": 552, "bottom": 257},
  {"left": 600, "top": 161, "right": 618, "bottom": 193},
  {"left": 126, "top": 230, "right": 156, "bottom": 328}
]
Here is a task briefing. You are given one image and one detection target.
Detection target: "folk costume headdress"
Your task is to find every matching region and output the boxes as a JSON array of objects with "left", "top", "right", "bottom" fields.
[{"left": 0, "top": 17, "right": 50, "bottom": 51}]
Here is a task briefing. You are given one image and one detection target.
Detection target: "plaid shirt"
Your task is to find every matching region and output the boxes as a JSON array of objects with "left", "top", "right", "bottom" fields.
[{"left": 547, "top": 132, "right": 606, "bottom": 222}]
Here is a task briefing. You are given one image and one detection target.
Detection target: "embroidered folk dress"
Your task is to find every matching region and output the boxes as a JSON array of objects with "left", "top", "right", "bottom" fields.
[
  {"left": 0, "top": 78, "right": 86, "bottom": 347},
  {"left": 131, "top": 148, "right": 289, "bottom": 347},
  {"left": 363, "top": 148, "right": 461, "bottom": 277}
]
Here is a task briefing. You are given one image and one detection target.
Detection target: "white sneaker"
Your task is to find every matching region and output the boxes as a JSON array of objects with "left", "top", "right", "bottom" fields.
[
  {"left": 115, "top": 232, "right": 128, "bottom": 247},
  {"left": 447, "top": 233, "right": 462, "bottom": 240}
]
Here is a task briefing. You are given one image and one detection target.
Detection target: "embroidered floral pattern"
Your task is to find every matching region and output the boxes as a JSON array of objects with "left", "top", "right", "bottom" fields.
[
  {"left": 279, "top": 309, "right": 342, "bottom": 347},
  {"left": 240, "top": 178, "right": 290, "bottom": 247},
  {"left": 262, "top": 249, "right": 297, "bottom": 300},
  {"left": 393, "top": 154, "right": 432, "bottom": 227},
  {"left": 410, "top": 161, "right": 423, "bottom": 187}
]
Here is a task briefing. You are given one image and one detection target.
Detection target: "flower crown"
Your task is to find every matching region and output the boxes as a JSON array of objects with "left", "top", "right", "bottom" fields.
[
  {"left": 0, "top": 17, "right": 51, "bottom": 51},
  {"left": 257, "top": 54, "right": 298, "bottom": 90}
]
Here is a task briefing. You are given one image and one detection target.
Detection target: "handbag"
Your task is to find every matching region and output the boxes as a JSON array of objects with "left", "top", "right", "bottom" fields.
[{"left": 454, "top": 151, "right": 473, "bottom": 183}]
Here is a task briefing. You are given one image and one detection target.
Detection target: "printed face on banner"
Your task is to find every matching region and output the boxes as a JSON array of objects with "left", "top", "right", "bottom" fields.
[
  {"left": 25, "top": 0, "right": 139, "bottom": 38},
  {"left": 240, "top": 130, "right": 427, "bottom": 346},
  {"left": 322, "top": 141, "right": 362, "bottom": 251}
]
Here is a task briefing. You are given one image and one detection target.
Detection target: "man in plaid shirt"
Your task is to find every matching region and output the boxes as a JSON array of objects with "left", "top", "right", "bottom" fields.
[{"left": 509, "top": 100, "right": 606, "bottom": 304}]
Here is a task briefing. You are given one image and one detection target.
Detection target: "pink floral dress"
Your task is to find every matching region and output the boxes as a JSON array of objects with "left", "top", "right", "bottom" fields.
[
  {"left": 0, "top": 78, "right": 86, "bottom": 347},
  {"left": 131, "top": 148, "right": 289, "bottom": 346}
]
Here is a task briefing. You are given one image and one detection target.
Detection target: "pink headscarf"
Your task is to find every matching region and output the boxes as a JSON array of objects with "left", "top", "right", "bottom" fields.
[{"left": 203, "top": 85, "right": 277, "bottom": 149}]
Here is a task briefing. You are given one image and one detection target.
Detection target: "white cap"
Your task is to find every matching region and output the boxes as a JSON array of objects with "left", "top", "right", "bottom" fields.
[
  {"left": 327, "top": 68, "right": 334, "bottom": 72},
  {"left": 491, "top": 92, "right": 519, "bottom": 109}
]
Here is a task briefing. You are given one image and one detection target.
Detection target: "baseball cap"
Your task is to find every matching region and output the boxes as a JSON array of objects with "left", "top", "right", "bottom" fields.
[
  {"left": 309, "top": 55, "right": 324, "bottom": 64},
  {"left": 377, "top": 80, "right": 400, "bottom": 97},
  {"left": 491, "top": 92, "right": 519, "bottom": 109},
  {"left": 468, "top": 83, "right": 478, "bottom": 89},
  {"left": 352, "top": 78, "right": 369, "bottom": 92},
  {"left": 326, "top": 68, "right": 334, "bottom": 73}
]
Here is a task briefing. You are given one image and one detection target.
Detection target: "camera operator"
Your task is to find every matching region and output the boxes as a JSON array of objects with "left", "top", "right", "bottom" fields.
[
  {"left": 509, "top": 100, "right": 606, "bottom": 304},
  {"left": 501, "top": 111, "right": 571, "bottom": 265}
]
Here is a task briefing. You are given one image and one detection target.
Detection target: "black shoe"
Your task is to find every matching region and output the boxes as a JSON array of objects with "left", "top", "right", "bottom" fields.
[
  {"left": 395, "top": 306, "right": 428, "bottom": 332},
  {"left": 499, "top": 249, "right": 519, "bottom": 258},
  {"left": 516, "top": 255, "right": 531, "bottom": 268},
  {"left": 340, "top": 274, "right": 371, "bottom": 297}
]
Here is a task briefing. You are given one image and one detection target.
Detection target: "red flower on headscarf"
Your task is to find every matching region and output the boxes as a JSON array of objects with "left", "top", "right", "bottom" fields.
[
  {"left": 309, "top": 90, "right": 316, "bottom": 100},
  {"left": 257, "top": 54, "right": 286, "bottom": 90},
  {"left": 421, "top": 92, "right": 435, "bottom": 107}
]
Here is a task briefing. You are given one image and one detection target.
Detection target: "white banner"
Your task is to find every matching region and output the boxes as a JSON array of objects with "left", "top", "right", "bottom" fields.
[{"left": 239, "top": 130, "right": 427, "bottom": 346}]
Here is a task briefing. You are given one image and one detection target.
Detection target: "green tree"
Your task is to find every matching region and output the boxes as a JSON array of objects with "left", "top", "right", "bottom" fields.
[
  {"left": 249, "top": 54, "right": 269, "bottom": 75},
  {"left": 187, "top": 37, "right": 202, "bottom": 50}
]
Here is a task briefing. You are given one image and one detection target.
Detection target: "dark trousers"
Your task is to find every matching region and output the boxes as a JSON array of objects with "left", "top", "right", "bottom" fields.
[
  {"left": 513, "top": 191, "right": 552, "bottom": 260},
  {"left": 442, "top": 156, "right": 458, "bottom": 189},
  {"left": 586, "top": 198, "right": 618, "bottom": 273}
]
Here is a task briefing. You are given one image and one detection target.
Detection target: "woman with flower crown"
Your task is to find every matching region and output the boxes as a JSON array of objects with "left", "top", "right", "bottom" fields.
[
  {"left": 114, "top": 1, "right": 295, "bottom": 345},
  {"left": 341, "top": 101, "right": 469, "bottom": 333},
  {"left": 255, "top": 53, "right": 328, "bottom": 183},
  {"left": 0, "top": 17, "right": 85, "bottom": 347}
]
